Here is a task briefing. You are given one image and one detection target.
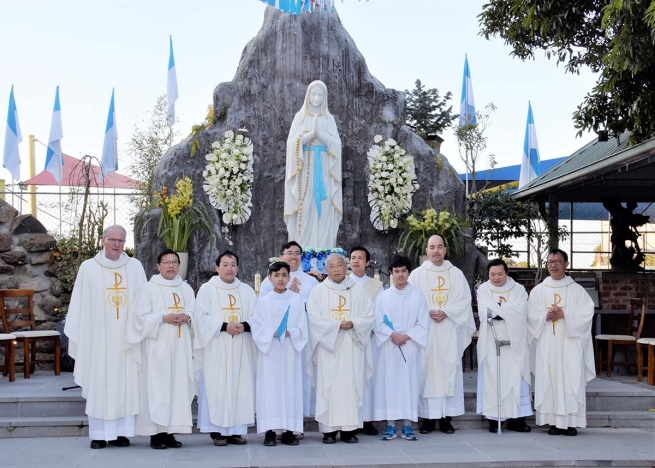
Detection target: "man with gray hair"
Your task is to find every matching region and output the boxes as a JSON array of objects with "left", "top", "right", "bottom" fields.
[
  {"left": 306, "top": 254, "right": 374, "bottom": 444},
  {"left": 65, "top": 225, "right": 147, "bottom": 449}
]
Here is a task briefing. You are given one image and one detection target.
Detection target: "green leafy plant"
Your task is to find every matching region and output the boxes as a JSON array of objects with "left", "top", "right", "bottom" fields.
[{"left": 398, "top": 207, "right": 465, "bottom": 266}]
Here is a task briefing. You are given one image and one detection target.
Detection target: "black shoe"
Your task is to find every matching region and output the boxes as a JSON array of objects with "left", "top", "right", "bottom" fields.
[
  {"left": 506, "top": 417, "right": 531, "bottom": 433},
  {"left": 108, "top": 436, "right": 130, "bottom": 447},
  {"left": 488, "top": 419, "right": 500, "bottom": 433},
  {"left": 359, "top": 421, "right": 378, "bottom": 435},
  {"left": 150, "top": 433, "right": 168, "bottom": 450},
  {"left": 90, "top": 440, "right": 107, "bottom": 449},
  {"left": 163, "top": 433, "right": 183, "bottom": 448},
  {"left": 419, "top": 419, "right": 435, "bottom": 434},
  {"left": 322, "top": 431, "right": 337, "bottom": 444},
  {"left": 226, "top": 435, "right": 247, "bottom": 445},
  {"left": 439, "top": 417, "right": 455, "bottom": 434},
  {"left": 564, "top": 427, "right": 578, "bottom": 436},
  {"left": 340, "top": 430, "right": 358, "bottom": 443},
  {"left": 264, "top": 430, "right": 277, "bottom": 447},
  {"left": 281, "top": 430, "right": 299, "bottom": 446},
  {"left": 548, "top": 426, "right": 564, "bottom": 435},
  {"left": 210, "top": 432, "right": 221, "bottom": 440}
]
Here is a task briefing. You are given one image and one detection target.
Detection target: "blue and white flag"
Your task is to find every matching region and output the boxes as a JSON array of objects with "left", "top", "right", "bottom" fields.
[
  {"left": 44, "top": 86, "right": 64, "bottom": 184},
  {"left": 167, "top": 36, "right": 178, "bottom": 127},
  {"left": 261, "top": 0, "right": 336, "bottom": 14},
  {"left": 3, "top": 85, "right": 22, "bottom": 181},
  {"left": 100, "top": 89, "right": 118, "bottom": 182},
  {"left": 458, "top": 54, "right": 477, "bottom": 127},
  {"left": 518, "top": 102, "right": 541, "bottom": 189},
  {"left": 276, "top": 306, "right": 290, "bottom": 342}
]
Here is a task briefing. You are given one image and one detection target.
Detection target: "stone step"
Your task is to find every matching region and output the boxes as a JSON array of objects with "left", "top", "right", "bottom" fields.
[{"left": 2, "top": 410, "right": 653, "bottom": 439}]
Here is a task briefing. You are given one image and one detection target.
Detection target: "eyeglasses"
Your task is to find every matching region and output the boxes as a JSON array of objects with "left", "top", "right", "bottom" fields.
[
  {"left": 283, "top": 251, "right": 302, "bottom": 257},
  {"left": 547, "top": 260, "right": 564, "bottom": 266},
  {"left": 105, "top": 238, "right": 126, "bottom": 244},
  {"left": 160, "top": 261, "right": 179, "bottom": 266}
]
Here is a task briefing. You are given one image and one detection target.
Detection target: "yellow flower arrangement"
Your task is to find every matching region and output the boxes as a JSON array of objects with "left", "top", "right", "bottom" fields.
[
  {"left": 154, "top": 177, "right": 213, "bottom": 252},
  {"left": 398, "top": 207, "right": 465, "bottom": 266}
]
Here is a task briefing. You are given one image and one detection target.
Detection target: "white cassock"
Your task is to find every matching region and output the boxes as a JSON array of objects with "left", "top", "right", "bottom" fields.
[
  {"left": 371, "top": 283, "right": 429, "bottom": 422},
  {"left": 528, "top": 276, "right": 595, "bottom": 429},
  {"left": 350, "top": 273, "right": 383, "bottom": 422},
  {"left": 250, "top": 289, "right": 309, "bottom": 434},
  {"left": 307, "top": 277, "right": 374, "bottom": 432},
  {"left": 408, "top": 260, "right": 475, "bottom": 419},
  {"left": 126, "top": 274, "right": 195, "bottom": 436},
  {"left": 64, "top": 251, "right": 147, "bottom": 440},
  {"left": 193, "top": 276, "right": 258, "bottom": 436},
  {"left": 476, "top": 277, "right": 532, "bottom": 420},
  {"left": 261, "top": 270, "right": 319, "bottom": 417}
]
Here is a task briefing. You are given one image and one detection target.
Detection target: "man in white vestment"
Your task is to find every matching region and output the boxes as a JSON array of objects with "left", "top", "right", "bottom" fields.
[
  {"left": 260, "top": 241, "right": 318, "bottom": 419},
  {"left": 64, "top": 225, "right": 147, "bottom": 449},
  {"left": 528, "top": 248, "right": 595, "bottom": 436},
  {"left": 408, "top": 234, "right": 475, "bottom": 435},
  {"left": 127, "top": 249, "right": 195, "bottom": 449},
  {"left": 250, "top": 262, "right": 309, "bottom": 447},
  {"left": 349, "top": 246, "right": 383, "bottom": 436},
  {"left": 372, "top": 255, "right": 429, "bottom": 442},
  {"left": 193, "top": 251, "right": 258, "bottom": 446},
  {"left": 307, "top": 254, "right": 374, "bottom": 444},
  {"left": 476, "top": 259, "right": 533, "bottom": 433}
]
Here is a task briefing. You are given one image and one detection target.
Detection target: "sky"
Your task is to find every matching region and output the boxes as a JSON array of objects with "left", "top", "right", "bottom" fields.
[{"left": 0, "top": 0, "right": 600, "bottom": 185}]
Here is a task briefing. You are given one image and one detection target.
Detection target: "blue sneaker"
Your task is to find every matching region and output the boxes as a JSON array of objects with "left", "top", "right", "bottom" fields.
[
  {"left": 401, "top": 424, "right": 418, "bottom": 441},
  {"left": 380, "top": 425, "right": 397, "bottom": 440}
]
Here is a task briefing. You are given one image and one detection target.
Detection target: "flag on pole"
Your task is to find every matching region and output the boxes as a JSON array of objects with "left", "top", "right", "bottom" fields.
[
  {"left": 276, "top": 306, "right": 290, "bottom": 342},
  {"left": 458, "top": 54, "right": 477, "bottom": 127},
  {"left": 518, "top": 101, "right": 541, "bottom": 189},
  {"left": 100, "top": 89, "right": 118, "bottom": 182},
  {"left": 167, "top": 36, "right": 178, "bottom": 127},
  {"left": 3, "top": 85, "right": 22, "bottom": 180},
  {"left": 44, "top": 86, "right": 64, "bottom": 184}
]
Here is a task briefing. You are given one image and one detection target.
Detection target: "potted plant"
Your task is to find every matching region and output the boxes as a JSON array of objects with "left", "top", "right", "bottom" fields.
[
  {"left": 398, "top": 207, "right": 465, "bottom": 267},
  {"left": 153, "top": 176, "right": 214, "bottom": 279}
]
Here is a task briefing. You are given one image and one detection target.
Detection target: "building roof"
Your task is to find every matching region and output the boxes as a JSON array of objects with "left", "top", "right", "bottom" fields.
[{"left": 459, "top": 157, "right": 565, "bottom": 183}]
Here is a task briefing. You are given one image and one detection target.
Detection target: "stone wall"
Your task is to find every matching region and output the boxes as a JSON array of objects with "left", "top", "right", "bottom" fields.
[{"left": 598, "top": 272, "right": 655, "bottom": 310}]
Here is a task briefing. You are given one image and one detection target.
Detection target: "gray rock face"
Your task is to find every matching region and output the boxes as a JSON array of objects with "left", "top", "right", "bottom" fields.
[
  {"left": 30, "top": 251, "right": 52, "bottom": 265},
  {"left": 0, "top": 233, "right": 12, "bottom": 252},
  {"left": 18, "top": 234, "right": 57, "bottom": 252},
  {"left": 137, "top": 7, "right": 469, "bottom": 288},
  {"left": 11, "top": 214, "right": 47, "bottom": 235},
  {"left": 0, "top": 199, "right": 18, "bottom": 225},
  {"left": 1, "top": 250, "right": 28, "bottom": 264}
]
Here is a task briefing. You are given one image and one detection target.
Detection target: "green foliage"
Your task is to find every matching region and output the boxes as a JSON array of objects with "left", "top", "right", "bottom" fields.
[
  {"left": 127, "top": 95, "right": 179, "bottom": 213},
  {"left": 455, "top": 103, "right": 497, "bottom": 196},
  {"left": 405, "top": 79, "right": 457, "bottom": 139},
  {"left": 398, "top": 207, "right": 465, "bottom": 267},
  {"left": 479, "top": 0, "right": 655, "bottom": 144},
  {"left": 188, "top": 104, "right": 223, "bottom": 157}
]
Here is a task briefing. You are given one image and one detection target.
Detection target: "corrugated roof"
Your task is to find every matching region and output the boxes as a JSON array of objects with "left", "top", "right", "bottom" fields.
[{"left": 458, "top": 157, "right": 565, "bottom": 182}]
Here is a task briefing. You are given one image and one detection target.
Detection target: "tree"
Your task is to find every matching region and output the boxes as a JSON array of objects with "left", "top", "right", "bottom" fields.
[
  {"left": 405, "top": 79, "right": 457, "bottom": 139},
  {"left": 456, "top": 102, "right": 497, "bottom": 197},
  {"left": 127, "top": 95, "right": 179, "bottom": 212},
  {"left": 479, "top": 1, "right": 655, "bottom": 144}
]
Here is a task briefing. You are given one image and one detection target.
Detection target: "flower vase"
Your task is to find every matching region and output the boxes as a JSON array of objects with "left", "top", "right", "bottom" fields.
[{"left": 177, "top": 252, "right": 189, "bottom": 280}]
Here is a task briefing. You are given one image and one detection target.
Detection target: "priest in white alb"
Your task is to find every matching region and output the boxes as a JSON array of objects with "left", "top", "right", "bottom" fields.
[
  {"left": 349, "top": 246, "right": 383, "bottom": 436},
  {"left": 528, "top": 248, "right": 595, "bottom": 436},
  {"left": 408, "top": 234, "right": 475, "bottom": 435},
  {"left": 476, "top": 258, "right": 532, "bottom": 433},
  {"left": 64, "top": 225, "right": 147, "bottom": 450},
  {"left": 372, "top": 255, "right": 429, "bottom": 441},
  {"left": 127, "top": 249, "right": 195, "bottom": 449},
  {"left": 250, "top": 261, "right": 309, "bottom": 447},
  {"left": 307, "top": 254, "right": 374, "bottom": 444},
  {"left": 193, "top": 251, "right": 258, "bottom": 446}
]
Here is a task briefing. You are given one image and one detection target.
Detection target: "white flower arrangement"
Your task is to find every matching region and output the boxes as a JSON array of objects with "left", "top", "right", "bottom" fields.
[
  {"left": 202, "top": 129, "right": 254, "bottom": 225},
  {"left": 367, "top": 135, "right": 419, "bottom": 230}
]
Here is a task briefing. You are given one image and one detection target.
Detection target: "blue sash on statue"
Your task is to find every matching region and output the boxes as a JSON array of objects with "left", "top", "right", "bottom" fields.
[{"left": 303, "top": 144, "right": 328, "bottom": 217}]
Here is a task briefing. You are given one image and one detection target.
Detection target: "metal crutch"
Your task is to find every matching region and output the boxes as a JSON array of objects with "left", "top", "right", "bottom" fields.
[{"left": 487, "top": 310, "right": 511, "bottom": 435}]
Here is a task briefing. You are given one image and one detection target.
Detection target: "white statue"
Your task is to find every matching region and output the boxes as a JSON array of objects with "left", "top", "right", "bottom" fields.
[{"left": 284, "top": 80, "right": 343, "bottom": 248}]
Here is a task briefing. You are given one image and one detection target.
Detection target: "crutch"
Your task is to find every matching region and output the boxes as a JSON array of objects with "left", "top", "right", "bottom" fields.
[{"left": 487, "top": 310, "right": 511, "bottom": 435}]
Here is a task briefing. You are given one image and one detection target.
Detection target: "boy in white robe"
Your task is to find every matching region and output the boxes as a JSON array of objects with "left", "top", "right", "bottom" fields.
[
  {"left": 127, "top": 249, "right": 195, "bottom": 449},
  {"left": 250, "top": 262, "right": 309, "bottom": 446},
  {"left": 193, "top": 250, "right": 258, "bottom": 446},
  {"left": 349, "top": 246, "right": 383, "bottom": 436},
  {"left": 372, "top": 255, "right": 429, "bottom": 441},
  {"left": 476, "top": 258, "right": 533, "bottom": 433},
  {"left": 408, "top": 234, "right": 475, "bottom": 435},
  {"left": 64, "top": 225, "right": 147, "bottom": 449},
  {"left": 528, "top": 248, "right": 595, "bottom": 436}
]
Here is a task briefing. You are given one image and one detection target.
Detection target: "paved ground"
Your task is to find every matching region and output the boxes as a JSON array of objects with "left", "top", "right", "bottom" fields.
[{"left": 0, "top": 427, "right": 654, "bottom": 467}]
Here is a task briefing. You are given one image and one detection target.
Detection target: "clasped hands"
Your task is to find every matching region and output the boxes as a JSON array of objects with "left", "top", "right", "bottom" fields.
[
  {"left": 273, "top": 330, "right": 291, "bottom": 338},
  {"left": 546, "top": 304, "right": 564, "bottom": 321},
  {"left": 163, "top": 313, "right": 189, "bottom": 325},
  {"left": 289, "top": 277, "right": 301, "bottom": 293},
  {"left": 301, "top": 115, "right": 326, "bottom": 145},
  {"left": 339, "top": 320, "right": 354, "bottom": 330},
  {"left": 429, "top": 309, "right": 448, "bottom": 323},
  {"left": 226, "top": 322, "right": 245, "bottom": 336},
  {"left": 391, "top": 331, "right": 410, "bottom": 346}
]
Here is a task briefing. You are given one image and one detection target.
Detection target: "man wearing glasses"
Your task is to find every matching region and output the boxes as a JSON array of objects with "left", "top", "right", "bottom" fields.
[
  {"left": 65, "top": 225, "right": 147, "bottom": 449},
  {"left": 527, "top": 248, "right": 595, "bottom": 437}
]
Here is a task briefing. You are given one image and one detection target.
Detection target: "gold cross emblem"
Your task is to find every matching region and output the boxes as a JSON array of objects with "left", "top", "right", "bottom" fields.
[
  {"left": 168, "top": 292, "right": 185, "bottom": 338},
  {"left": 331, "top": 294, "right": 350, "bottom": 321},
  {"left": 222, "top": 294, "right": 242, "bottom": 323},
  {"left": 548, "top": 293, "right": 563, "bottom": 335},
  {"left": 106, "top": 272, "right": 127, "bottom": 320},
  {"left": 431, "top": 276, "right": 449, "bottom": 310}
]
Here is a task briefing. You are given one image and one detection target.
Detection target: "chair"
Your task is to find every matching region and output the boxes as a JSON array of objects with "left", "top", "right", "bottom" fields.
[
  {"left": 636, "top": 337, "right": 655, "bottom": 384},
  {"left": 0, "top": 289, "right": 60, "bottom": 379},
  {"left": 595, "top": 298, "right": 647, "bottom": 377},
  {"left": 0, "top": 333, "right": 16, "bottom": 382}
]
